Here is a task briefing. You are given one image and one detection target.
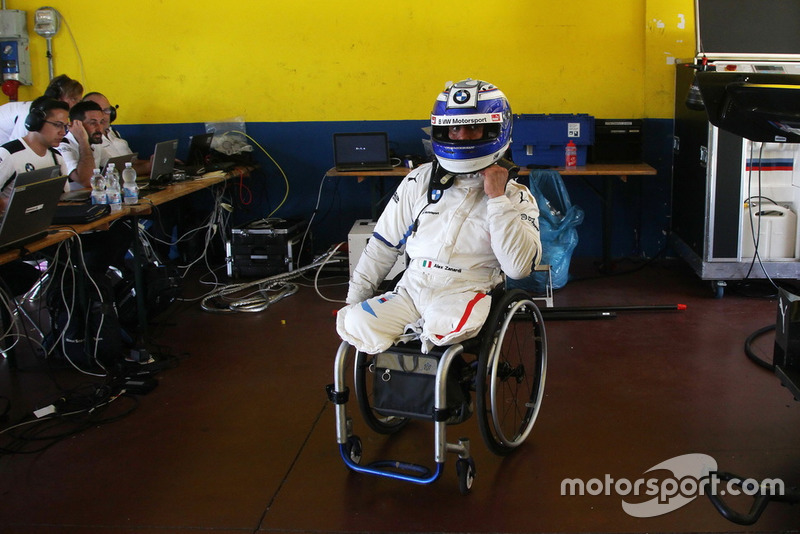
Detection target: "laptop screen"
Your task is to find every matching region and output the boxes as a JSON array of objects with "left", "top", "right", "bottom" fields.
[
  {"left": 149, "top": 139, "right": 179, "bottom": 182},
  {"left": 187, "top": 133, "right": 213, "bottom": 165},
  {"left": 333, "top": 132, "right": 393, "bottom": 171},
  {"left": 103, "top": 152, "right": 138, "bottom": 174},
  {"left": 0, "top": 166, "right": 66, "bottom": 250}
]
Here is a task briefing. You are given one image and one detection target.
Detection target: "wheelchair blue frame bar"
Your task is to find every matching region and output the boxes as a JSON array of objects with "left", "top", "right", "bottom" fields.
[{"left": 339, "top": 444, "right": 444, "bottom": 485}]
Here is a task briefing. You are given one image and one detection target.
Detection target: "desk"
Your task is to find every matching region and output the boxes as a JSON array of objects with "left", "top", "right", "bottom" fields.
[
  {"left": 0, "top": 168, "right": 245, "bottom": 367},
  {"left": 326, "top": 167, "right": 408, "bottom": 220},
  {"left": 555, "top": 163, "right": 658, "bottom": 270},
  {"left": 328, "top": 163, "right": 657, "bottom": 270},
  {"left": 0, "top": 171, "right": 240, "bottom": 266}
]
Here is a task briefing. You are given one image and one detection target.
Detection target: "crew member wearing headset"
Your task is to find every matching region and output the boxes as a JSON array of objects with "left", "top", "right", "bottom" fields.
[
  {"left": 337, "top": 78, "right": 541, "bottom": 354},
  {"left": 0, "top": 97, "right": 70, "bottom": 209},
  {"left": 0, "top": 74, "right": 83, "bottom": 145},
  {"left": 81, "top": 92, "right": 152, "bottom": 176},
  {"left": 0, "top": 97, "right": 71, "bottom": 297},
  {"left": 57, "top": 100, "right": 109, "bottom": 188}
]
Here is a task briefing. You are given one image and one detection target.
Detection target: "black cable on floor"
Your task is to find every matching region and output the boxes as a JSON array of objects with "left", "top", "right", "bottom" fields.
[{"left": 744, "top": 324, "right": 775, "bottom": 371}]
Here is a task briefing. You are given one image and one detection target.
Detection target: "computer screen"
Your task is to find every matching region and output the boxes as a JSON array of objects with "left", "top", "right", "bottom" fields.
[{"left": 696, "top": 0, "right": 800, "bottom": 58}]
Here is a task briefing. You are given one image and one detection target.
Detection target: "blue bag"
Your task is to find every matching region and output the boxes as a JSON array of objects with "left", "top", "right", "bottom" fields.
[{"left": 507, "top": 169, "right": 584, "bottom": 292}]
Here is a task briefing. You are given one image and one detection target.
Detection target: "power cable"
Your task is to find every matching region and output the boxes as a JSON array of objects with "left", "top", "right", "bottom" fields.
[{"left": 744, "top": 324, "right": 776, "bottom": 372}]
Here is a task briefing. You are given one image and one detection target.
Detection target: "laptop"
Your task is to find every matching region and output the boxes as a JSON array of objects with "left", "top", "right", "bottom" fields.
[
  {"left": 187, "top": 133, "right": 213, "bottom": 166},
  {"left": 103, "top": 152, "right": 138, "bottom": 174},
  {"left": 333, "top": 132, "right": 394, "bottom": 171},
  {"left": 174, "top": 133, "right": 214, "bottom": 176},
  {"left": 0, "top": 166, "right": 67, "bottom": 252},
  {"left": 141, "top": 139, "right": 178, "bottom": 187}
]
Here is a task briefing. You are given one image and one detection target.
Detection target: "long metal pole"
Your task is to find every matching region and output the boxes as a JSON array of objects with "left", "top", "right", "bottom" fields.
[{"left": 46, "top": 37, "right": 54, "bottom": 80}]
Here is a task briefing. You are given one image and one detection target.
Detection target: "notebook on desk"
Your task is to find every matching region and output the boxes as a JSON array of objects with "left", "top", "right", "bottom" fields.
[
  {"left": 187, "top": 133, "right": 213, "bottom": 166},
  {"left": 175, "top": 133, "right": 237, "bottom": 175},
  {"left": 103, "top": 152, "right": 138, "bottom": 174},
  {"left": 0, "top": 166, "right": 66, "bottom": 252},
  {"left": 333, "top": 132, "right": 394, "bottom": 171},
  {"left": 138, "top": 139, "right": 178, "bottom": 190},
  {"left": 174, "top": 133, "right": 213, "bottom": 176}
]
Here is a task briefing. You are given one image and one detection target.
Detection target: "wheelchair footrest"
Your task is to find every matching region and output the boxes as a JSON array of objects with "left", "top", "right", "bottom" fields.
[
  {"left": 339, "top": 443, "right": 445, "bottom": 485},
  {"left": 369, "top": 459, "right": 433, "bottom": 478}
]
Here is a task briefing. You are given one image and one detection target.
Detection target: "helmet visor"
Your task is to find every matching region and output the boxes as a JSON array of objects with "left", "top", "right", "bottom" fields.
[{"left": 431, "top": 112, "right": 502, "bottom": 144}]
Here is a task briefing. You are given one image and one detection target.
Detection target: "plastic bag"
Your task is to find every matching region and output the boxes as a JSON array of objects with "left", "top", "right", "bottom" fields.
[
  {"left": 205, "top": 117, "right": 253, "bottom": 156},
  {"left": 507, "top": 169, "right": 584, "bottom": 292}
]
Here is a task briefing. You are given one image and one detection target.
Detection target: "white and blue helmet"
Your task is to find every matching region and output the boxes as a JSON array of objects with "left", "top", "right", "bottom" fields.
[{"left": 430, "top": 78, "right": 512, "bottom": 174}]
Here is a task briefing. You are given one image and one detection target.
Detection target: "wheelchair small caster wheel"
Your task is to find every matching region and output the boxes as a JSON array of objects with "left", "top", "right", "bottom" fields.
[
  {"left": 345, "top": 436, "right": 362, "bottom": 465},
  {"left": 456, "top": 458, "right": 476, "bottom": 495}
]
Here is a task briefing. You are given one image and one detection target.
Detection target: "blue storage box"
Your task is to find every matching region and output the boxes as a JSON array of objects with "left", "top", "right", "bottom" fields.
[{"left": 510, "top": 113, "right": 595, "bottom": 167}]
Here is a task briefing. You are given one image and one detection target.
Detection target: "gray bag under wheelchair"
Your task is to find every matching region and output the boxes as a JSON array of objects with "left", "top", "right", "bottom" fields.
[{"left": 371, "top": 350, "right": 472, "bottom": 424}]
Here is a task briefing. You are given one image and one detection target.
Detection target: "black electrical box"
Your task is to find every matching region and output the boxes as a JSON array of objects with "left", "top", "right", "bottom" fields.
[
  {"left": 226, "top": 218, "right": 308, "bottom": 279},
  {"left": 590, "top": 119, "right": 643, "bottom": 163},
  {"left": 775, "top": 288, "right": 800, "bottom": 400}
]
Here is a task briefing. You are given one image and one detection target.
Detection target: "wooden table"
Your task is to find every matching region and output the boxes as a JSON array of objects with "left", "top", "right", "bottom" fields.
[
  {"left": 328, "top": 163, "right": 657, "bottom": 269},
  {"left": 553, "top": 163, "right": 658, "bottom": 270},
  {"left": 0, "top": 170, "right": 242, "bottom": 266},
  {"left": 0, "top": 168, "right": 245, "bottom": 367}
]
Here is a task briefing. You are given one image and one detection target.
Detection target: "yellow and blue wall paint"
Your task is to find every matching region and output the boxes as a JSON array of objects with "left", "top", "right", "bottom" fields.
[{"left": 8, "top": 0, "right": 696, "bottom": 256}]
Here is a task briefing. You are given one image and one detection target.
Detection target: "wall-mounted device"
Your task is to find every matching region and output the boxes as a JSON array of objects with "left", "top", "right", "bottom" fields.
[
  {"left": 0, "top": 9, "right": 32, "bottom": 90},
  {"left": 33, "top": 6, "right": 60, "bottom": 81}
]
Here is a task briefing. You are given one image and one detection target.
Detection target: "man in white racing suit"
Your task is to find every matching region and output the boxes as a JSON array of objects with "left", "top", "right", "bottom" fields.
[{"left": 337, "top": 79, "right": 541, "bottom": 354}]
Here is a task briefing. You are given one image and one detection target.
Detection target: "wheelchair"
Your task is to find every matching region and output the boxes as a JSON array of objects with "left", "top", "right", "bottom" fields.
[{"left": 326, "top": 285, "right": 547, "bottom": 494}]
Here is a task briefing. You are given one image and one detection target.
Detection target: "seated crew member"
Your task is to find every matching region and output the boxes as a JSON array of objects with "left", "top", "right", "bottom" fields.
[
  {"left": 0, "top": 97, "right": 71, "bottom": 208},
  {"left": 336, "top": 78, "right": 541, "bottom": 355},
  {"left": 0, "top": 97, "right": 71, "bottom": 296},
  {"left": 58, "top": 100, "right": 108, "bottom": 188},
  {"left": 81, "top": 91, "right": 152, "bottom": 176},
  {"left": 80, "top": 92, "right": 128, "bottom": 155},
  {"left": 0, "top": 74, "right": 83, "bottom": 146},
  {"left": 56, "top": 100, "right": 132, "bottom": 277}
]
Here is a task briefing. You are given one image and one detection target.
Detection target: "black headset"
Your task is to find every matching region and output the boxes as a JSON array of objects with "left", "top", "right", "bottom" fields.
[
  {"left": 42, "top": 75, "right": 66, "bottom": 100},
  {"left": 82, "top": 92, "right": 118, "bottom": 123},
  {"left": 24, "top": 101, "right": 48, "bottom": 132},
  {"left": 107, "top": 104, "right": 118, "bottom": 123}
]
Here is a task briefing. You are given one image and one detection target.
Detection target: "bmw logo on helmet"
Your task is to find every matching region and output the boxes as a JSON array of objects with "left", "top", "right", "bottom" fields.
[{"left": 453, "top": 90, "right": 470, "bottom": 104}]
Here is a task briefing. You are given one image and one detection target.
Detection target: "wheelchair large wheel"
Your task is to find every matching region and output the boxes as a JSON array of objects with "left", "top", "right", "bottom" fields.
[
  {"left": 354, "top": 351, "right": 409, "bottom": 434},
  {"left": 476, "top": 289, "right": 547, "bottom": 456}
]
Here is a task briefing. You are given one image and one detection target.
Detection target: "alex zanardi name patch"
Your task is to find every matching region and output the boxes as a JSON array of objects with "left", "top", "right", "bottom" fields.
[{"left": 420, "top": 260, "right": 462, "bottom": 273}]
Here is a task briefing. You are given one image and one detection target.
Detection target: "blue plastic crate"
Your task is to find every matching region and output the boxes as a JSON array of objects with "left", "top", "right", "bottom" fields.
[{"left": 510, "top": 113, "right": 594, "bottom": 167}]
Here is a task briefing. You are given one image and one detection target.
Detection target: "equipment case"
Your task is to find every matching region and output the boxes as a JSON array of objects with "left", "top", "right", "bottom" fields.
[{"left": 226, "top": 218, "right": 307, "bottom": 278}]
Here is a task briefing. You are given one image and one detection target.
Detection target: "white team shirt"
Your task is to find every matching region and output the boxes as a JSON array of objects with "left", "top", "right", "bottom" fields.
[
  {"left": 0, "top": 138, "right": 68, "bottom": 204},
  {"left": 100, "top": 127, "right": 133, "bottom": 157},
  {"left": 58, "top": 132, "right": 108, "bottom": 176},
  {"left": 0, "top": 101, "right": 33, "bottom": 146}
]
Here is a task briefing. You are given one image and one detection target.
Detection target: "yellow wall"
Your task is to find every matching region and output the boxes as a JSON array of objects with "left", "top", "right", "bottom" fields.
[{"left": 8, "top": 0, "right": 695, "bottom": 124}]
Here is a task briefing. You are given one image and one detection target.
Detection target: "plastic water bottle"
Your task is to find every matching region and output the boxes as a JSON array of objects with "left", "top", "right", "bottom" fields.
[
  {"left": 565, "top": 140, "right": 577, "bottom": 168},
  {"left": 90, "top": 168, "right": 107, "bottom": 205},
  {"left": 105, "top": 163, "right": 122, "bottom": 212},
  {"left": 121, "top": 162, "right": 139, "bottom": 205}
]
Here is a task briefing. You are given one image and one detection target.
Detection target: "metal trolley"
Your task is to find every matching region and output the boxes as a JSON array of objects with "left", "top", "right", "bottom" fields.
[{"left": 326, "top": 288, "right": 547, "bottom": 494}]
